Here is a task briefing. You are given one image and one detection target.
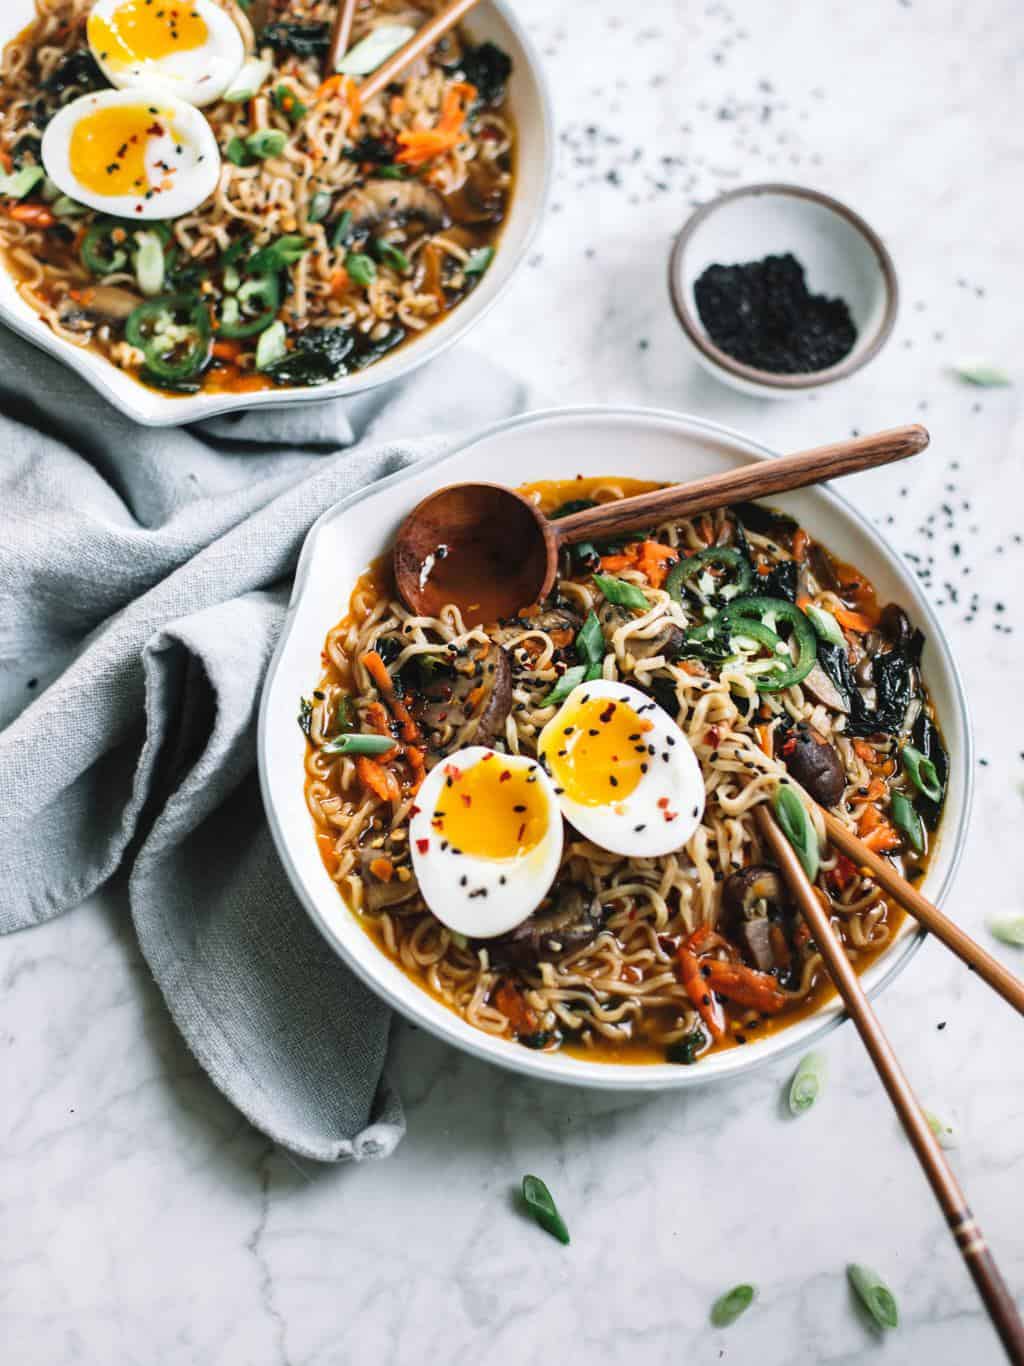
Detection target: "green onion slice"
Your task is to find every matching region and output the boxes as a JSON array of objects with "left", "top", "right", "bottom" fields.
[
  {"left": 336, "top": 23, "right": 415, "bottom": 76},
  {"left": 321, "top": 732, "right": 397, "bottom": 756},
  {"left": 710, "top": 1284, "right": 756, "bottom": 1327},
  {"left": 255, "top": 320, "right": 288, "bottom": 370},
  {"left": 575, "top": 610, "right": 604, "bottom": 670},
  {"left": 988, "top": 911, "right": 1024, "bottom": 947},
  {"left": 923, "top": 1108, "right": 959, "bottom": 1149},
  {"left": 464, "top": 245, "right": 495, "bottom": 276},
  {"left": 373, "top": 238, "right": 410, "bottom": 273},
  {"left": 847, "top": 1265, "right": 899, "bottom": 1330},
  {"left": 804, "top": 603, "right": 846, "bottom": 648},
  {"left": 901, "top": 745, "right": 943, "bottom": 802},
  {"left": 246, "top": 129, "right": 288, "bottom": 160},
  {"left": 953, "top": 360, "right": 1011, "bottom": 388},
  {"left": 890, "top": 791, "right": 925, "bottom": 853},
  {"left": 773, "top": 784, "right": 820, "bottom": 882},
  {"left": 0, "top": 165, "right": 45, "bottom": 199},
  {"left": 788, "top": 1050, "right": 828, "bottom": 1115},
  {"left": 593, "top": 573, "right": 649, "bottom": 611},
  {"left": 544, "top": 664, "right": 586, "bottom": 705},
  {"left": 223, "top": 56, "right": 272, "bottom": 102},
  {"left": 521, "top": 1174, "right": 570, "bottom": 1244},
  {"left": 344, "top": 251, "right": 377, "bottom": 287}
]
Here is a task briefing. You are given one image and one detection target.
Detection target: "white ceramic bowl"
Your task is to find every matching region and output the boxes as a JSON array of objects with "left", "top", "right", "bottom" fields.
[
  {"left": 668, "top": 184, "right": 899, "bottom": 399},
  {"left": 0, "top": 0, "right": 552, "bottom": 427},
  {"left": 259, "top": 407, "right": 972, "bottom": 1091}
]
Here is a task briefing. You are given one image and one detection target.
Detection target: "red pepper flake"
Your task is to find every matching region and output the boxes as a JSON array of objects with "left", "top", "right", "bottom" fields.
[
  {"left": 146, "top": 122, "right": 165, "bottom": 137},
  {"left": 443, "top": 763, "right": 462, "bottom": 780},
  {"left": 499, "top": 770, "right": 511, "bottom": 782},
  {"left": 657, "top": 797, "right": 670, "bottom": 809},
  {"left": 409, "top": 805, "right": 421, "bottom": 817},
  {"left": 416, "top": 838, "right": 430, "bottom": 854},
  {"left": 705, "top": 725, "right": 721, "bottom": 748},
  {"left": 517, "top": 823, "right": 526, "bottom": 841},
  {"left": 482, "top": 752, "right": 495, "bottom": 761},
  {"left": 460, "top": 793, "right": 472, "bottom": 807}
]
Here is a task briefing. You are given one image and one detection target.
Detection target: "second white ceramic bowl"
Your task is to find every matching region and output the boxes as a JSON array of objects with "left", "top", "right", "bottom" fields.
[
  {"left": 259, "top": 406, "right": 972, "bottom": 1092},
  {"left": 0, "top": 0, "right": 552, "bottom": 426}
]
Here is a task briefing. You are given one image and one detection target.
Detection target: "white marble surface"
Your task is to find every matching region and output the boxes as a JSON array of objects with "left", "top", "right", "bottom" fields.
[{"left": 3, "top": 1, "right": 1023, "bottom": 1362}]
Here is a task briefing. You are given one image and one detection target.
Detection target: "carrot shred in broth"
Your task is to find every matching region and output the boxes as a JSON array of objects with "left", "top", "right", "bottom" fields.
[{"left": 303, "top": 473, "right": 940, "bottom": 1066}]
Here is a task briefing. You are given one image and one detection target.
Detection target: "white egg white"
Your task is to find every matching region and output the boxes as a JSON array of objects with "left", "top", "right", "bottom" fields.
[
  {"left": 41, "top": 88, "right": 221, "bottom": 220},
  {"left": 88, "top": 0, "right": 245, "bottom": 108},
  {"left": 539, "top": 679, "right": 706, "bottom": 858},
  {"left": 408, "top": 746, "right": 564, "bottom": 939}
]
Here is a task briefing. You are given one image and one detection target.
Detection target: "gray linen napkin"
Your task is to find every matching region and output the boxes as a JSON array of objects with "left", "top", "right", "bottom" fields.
[{"left": 0, "top": 324, "right": 528, "bottom": 1161}]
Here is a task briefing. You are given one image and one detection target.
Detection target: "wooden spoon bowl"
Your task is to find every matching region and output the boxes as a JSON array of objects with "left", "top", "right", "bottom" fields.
[{"left": 392, "top": 424, "right": 929, "bottom": 622}]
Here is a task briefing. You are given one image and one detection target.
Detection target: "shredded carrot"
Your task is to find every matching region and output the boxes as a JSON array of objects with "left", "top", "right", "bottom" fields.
[
  {"left": 598, "top": 552, "right": 635, "bottom": 573},
  {"left": 685, "top": 925, "right": 732, "bottom": 956},
  {"left": 390, "top": 95, "right": 406, "bottom": 116},
  {"left": 368, "top": 857, "right": 394, "bottom": 883},
  {"left": 756, "top": 723, "right": 773, "bottom": 757},
  {"left": 850, "top": 777, "right": 886, "bottom": 805},
  {"left": 862, "top": 824, "right": 901, "bottom": 853},
  {"left": 212, "top": 339, "right": 242, "bottom": 361},
  {"left": 636, "top": 539, "right": 677, "bottom": 588},
  {"left": 7, "top": 203, "right": 55, "bottom": 227},
  {"left": 701, "top": 960, "right": 788, "bottom": 1014},
  {"left": 356, "top": 755, "right": 401, "bottom": 803},
  {"left": 344, "top": 75, "right": 362, "bottom": 119},
  {"left": 494, "top": 981, "right": 537, "bottom": 1035},
  {"left": 796, "top": 594, "right": 813, "bottom": 612},
  {"left": 0, "top": 149, "right": 11, "bottom": 173},
  {"left": 396, "top": 81, "right": 476, "bottom": 165},
  {"left": 857, "top": 804, "right": 885, "bottom": 835},
  {"left": 677, "top": 947, "right": 725, "bottom": 1040},
  {"left": 317, "top": 832, "right": 339, "bottom": 870},
  {"left": 792, "top": 529, "right": 809, "bottom": 562},
  {"left": 833, "top": 605, "right": 875, "bottom": 634},
  {"left": 852, "top": 739, "right": 878, "bottom": 764},
  {"left": 361, "top": 650, "right": 422, "bottom": 745},
  {"left": 828, "top": 853, "right": 859, "bottom": 891},
  {"left": 696, "top": 513, "right": 715, "bottom": 546}
]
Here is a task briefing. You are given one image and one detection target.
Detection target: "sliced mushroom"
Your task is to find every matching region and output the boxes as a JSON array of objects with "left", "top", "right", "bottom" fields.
[
  {"left": 526, "top": 604, "right": 584, "bottom": 653},
  {"left": 807, "top": 541, "right": 842, "bottom": 594},
  {"left": 485, "top": 883, "right": 604, "bottom": 964},
  {"left": 359, "top": 847, "right": 421, "bottom": 912},
  {"left": 721, "top": 866, "right": 788, "bottom": 972},
  {"left": 337, "top": 179, "right": 450, "bottom": 236},
  {"left": 443, "top": 163, "right": 507, "bottom": 226},
  {"left": 879, "top": 602, "right": 913, "bottom": 649},
  {"left": 58, "top": 285, "right": 143, "bottom": 331},
  {"left": 417, "top": 642, "right": 513, "bottom": 758},
  {"left": 780, "top": 724, "right": 846, "bottom": 807},
  {"left": 802, "top": 661, "right": 850, "bottom": 714},
  {"left": 629, "top": 622, "right": 687, "bottom": 662}
]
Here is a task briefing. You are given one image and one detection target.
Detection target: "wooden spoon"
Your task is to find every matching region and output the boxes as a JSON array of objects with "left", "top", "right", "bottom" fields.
[{"left": 392, "top": 424, "right": 929, "bottom": 622}]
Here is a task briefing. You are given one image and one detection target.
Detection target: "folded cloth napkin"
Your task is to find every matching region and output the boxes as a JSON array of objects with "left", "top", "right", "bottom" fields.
[{"left": 0, "top": 324, "right": 529, "bottom": 1161}]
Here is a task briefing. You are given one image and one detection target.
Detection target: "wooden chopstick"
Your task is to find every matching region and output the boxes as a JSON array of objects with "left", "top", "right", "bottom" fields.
[
  {"left": 821, "top": 810, "right": 1024, "bottom": 1016},
  {"left": 756, "top": 805, "right": 1024, "bottom": 1364},
  {"left": 326, "top": 0, "right": 358, "bottom": 76},
  {"left": 358, "top": 0, "right": 481, "bottom": 103}
]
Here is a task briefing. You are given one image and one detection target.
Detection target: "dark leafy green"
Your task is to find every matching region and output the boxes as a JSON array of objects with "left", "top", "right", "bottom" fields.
[
  {"left": 666, "top": 1027, "right": 707, "bottom": 1064},
  {"left": 267, "top": 326, "right": 356, "bottom": 387},
  {"left": 260, "top": 21, "right": 330, "bottom": 56},
  {"left": 910, "top": 711, "right": 948, "bottom": 829},
  {"left": 750, "top": 558, "right": 798, "bottom": 603},
  {"left": 41, "top": 49, "right": 105, "bottom": 96},
  {"left": 519, "top": 1031, "right": 557, "bottom": 1050},
  {"left": 297, "top": 696, "right": 313, "bottom": 737},
  {"left": 345, "top": 135, "right": 400, "bottom": 165},
  {"left": 733, "top": 501, "right": 798, "bottom": 538},
  {"left": 450, "top": 41, "right": 513, "bottom": 107}
]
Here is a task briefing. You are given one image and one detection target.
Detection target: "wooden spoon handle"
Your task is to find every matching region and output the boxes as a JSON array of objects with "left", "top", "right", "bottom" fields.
[
  {"left": 359, "top": 0, "right": 482, "bottom": 103},
  {"left": 552, "top": 424, "right": 929, "bottom": 546}
]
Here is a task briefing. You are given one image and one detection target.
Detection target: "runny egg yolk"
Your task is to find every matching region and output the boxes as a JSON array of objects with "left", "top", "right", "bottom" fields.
[
  {"left": 68, "top": 104, "right": 171, "bottom": 197},
  {"left": 540, "top": 695, "right": 653, "bottom": 807},
  {"left": 431, "top": 759, "right": 550, "bottom": 861},
  {"left": 88, "top": 1, "right": 209, "bottom": 66}
]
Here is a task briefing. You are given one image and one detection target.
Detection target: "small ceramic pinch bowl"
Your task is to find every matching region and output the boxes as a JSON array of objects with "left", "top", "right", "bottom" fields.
[{"left": 669, "top": 183, "right": 899, "bottom": 399}]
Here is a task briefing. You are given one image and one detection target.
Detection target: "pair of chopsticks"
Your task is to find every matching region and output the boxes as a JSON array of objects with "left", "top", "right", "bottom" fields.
[
  {"left": 326, "top": 0, "right": 481, "bottom": 103},
  {"left": 756, "top": 802, "right": 1024, "bottom": 1362}
]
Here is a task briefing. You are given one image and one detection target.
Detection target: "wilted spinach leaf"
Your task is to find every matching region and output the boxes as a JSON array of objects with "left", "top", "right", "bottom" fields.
[
  {"left": 449, "top": 41, "right": 512, "bottom": 107},
  {"left": 260, "top": 21, "right": 330, "bottom": 57}
]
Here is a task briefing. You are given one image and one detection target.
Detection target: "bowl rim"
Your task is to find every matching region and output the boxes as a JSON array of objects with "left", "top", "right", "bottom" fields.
[
  {"left": 668, "top": 182, "right": 900, "bottom": 392},
  {"left": 0, "top": 0, "right": 554, "bottom": 428},
  {"left": 258, "top": 404, "right": 974, "bottom": 1091}
]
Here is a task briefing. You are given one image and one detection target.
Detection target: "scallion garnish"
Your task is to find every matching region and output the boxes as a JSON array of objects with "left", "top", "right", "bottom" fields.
[
  {"left": 330, "top": 209, "right": 354, "bottom": 249},
  {"left": 788, "top": 1050, "right": 827, "bottom": 1116},
  {"left": 847, "top": 1265, "right": 899, "bottom": 1331},
  {"left": 544, "top": 664, "right": 586, "bottom": 705},
  {"left": 308, "top": 191, "right": 333, "bottom": 224},
  {"left": 804, "top": 603, "right": 846, "bottom": 648},
  {"left": 772, "top": 785, "right": 820, "bottom": 882},
  {"left": 953, "top": 361, "right": 1011, "bottom": 388},
  {"left": 321, "top": 733, "right": 397, "bottom": 756},
  {"left": 988, "top": 911, "right": 1024, "bottom": 947},
  {"left": 710, "top": 1284, "right": 756, "bottom": 1327},
  {"left": 890, "top": 791, "right": 925, "bottom": 853},
  {"left": 464, "top": 245, "right": 495, "bottom": 276},
  {"left": 923, "top": 1108, "right": 959, "bottom": 1149},
  {"left": 245, "top": 129, "right": 288, "bottom": 160},
  {"left": 593, "top": 573, "right": 649, "bottom": 611},
  {"left": 900, "top": 744, "right": 943, "bottom": 802},
  {"left": 521, "top": 1175, "right": 570, "bottom": 1244},
  {"left": 575, "top": 610, "right": 605, "bottom": 681},
  {"left": 373, "top": 238, "right": 410, "bottom": 273},
  {"left": 344, "top": 251, "right": 377, "bottom": 287}
]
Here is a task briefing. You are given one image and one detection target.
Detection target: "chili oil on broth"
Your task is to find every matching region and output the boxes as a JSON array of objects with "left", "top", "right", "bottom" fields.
[
  {"left": 303, "top": 474, "right": 943, "bottom": 1067},
  {"left": 0, "top": 0, "right": 516, "bottom": 397}
]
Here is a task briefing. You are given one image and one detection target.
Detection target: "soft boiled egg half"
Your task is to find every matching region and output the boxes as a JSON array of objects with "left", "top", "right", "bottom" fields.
[
  {"left": 408, "top": 747, "right": 564, "bottom": 939},
  {"left": 87, "top": 0, "right": 245, "bottom": 108},
  {"left": 539, "top": 679, "right": 705, "bottom": 857},
  {"left": 41, "top": 88, "right": 221, "bottom": 220}
]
